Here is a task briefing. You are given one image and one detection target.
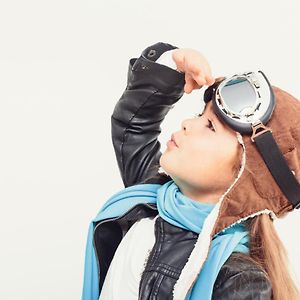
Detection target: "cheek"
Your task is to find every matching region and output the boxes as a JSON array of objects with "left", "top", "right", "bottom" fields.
[
  {"left": 217, "top": 139, "right": 240, "bottom": 170},
  {"left": 184, "top": 138, "right": 216, "bottom": 157},
  {"left": 181, "top": 138, "right": 217, "bottom": 168},
  {"left": 182, "top": 137, "right": 235, "bottom": 170}
]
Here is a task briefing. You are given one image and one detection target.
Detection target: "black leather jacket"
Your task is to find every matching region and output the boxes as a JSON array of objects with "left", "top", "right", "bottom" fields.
[{"left": 94, "top": 42, "right": 273, "bottom": 299}]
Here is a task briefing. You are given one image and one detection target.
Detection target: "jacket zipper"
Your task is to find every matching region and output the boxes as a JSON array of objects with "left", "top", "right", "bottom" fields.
[{"left": 92, "top": 202, "right": 158, "bottom": 283}]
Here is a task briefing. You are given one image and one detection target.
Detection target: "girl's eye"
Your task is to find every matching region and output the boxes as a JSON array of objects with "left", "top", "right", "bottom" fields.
[
  {"left": 207, "top": 119, "right": 215, "bottom": 132},
  {"left": 194, "top": 113, "right": 203, "bottom": 118},
  {"left": 194, "top": 113, "right": 215, "bottom": 132}
]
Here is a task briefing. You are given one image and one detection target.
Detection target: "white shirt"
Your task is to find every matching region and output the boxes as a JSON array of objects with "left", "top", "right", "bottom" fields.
[
  {"left": 100, "top": 50, "right": 178, "bottom": 300},
  {"left": 99, "top": 215, "right": 158, "bottom": 300}
]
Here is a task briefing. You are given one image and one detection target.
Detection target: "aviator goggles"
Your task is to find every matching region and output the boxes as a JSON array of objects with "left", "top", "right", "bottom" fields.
[{"left": 203, "top": 70, "right": 300, "bottom": 209}]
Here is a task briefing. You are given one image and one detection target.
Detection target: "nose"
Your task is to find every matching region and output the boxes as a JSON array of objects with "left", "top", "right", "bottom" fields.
[{"left": 181, "top": 118, "right": 191, "bottom": 133}]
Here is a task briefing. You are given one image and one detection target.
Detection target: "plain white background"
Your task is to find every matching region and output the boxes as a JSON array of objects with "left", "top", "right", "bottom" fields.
[{"left": 0, "top": 0, "right": 299, "bottom": 299}]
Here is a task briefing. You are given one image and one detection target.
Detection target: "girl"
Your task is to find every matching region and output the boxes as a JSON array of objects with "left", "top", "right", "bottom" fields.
[{"left": 82, "top": 42, "right": 300, "bottom": 299}]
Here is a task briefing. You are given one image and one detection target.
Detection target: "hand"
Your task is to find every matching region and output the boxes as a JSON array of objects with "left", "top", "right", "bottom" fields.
[{"left": 172, "top": 48, "right": 215, "bottom": 94}]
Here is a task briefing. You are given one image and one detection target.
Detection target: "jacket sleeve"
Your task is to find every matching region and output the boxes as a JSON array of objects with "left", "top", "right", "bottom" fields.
[
  {"left": 212, "top": 267, "right": 273, "bottom": 300},
  {"left": 111, "top": 42, "right": 186, "bottom": 188}
]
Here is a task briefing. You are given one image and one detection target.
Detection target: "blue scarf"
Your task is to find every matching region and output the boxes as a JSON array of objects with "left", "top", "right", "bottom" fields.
[{"left": 82, "top": 180, "right": 249, "bottom": 300}]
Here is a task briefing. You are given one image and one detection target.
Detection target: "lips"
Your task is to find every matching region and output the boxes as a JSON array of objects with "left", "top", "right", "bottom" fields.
[{"left": 171, "top": 134, "right": 179, "bottom": 147}]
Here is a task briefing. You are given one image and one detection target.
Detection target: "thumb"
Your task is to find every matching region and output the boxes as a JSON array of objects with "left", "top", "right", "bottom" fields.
[
  {"left": 184, "top": 73, "right": 194, "bottom": 93},
  {"left": 172, "top": 49, "right": 185, "bottom": 72}
]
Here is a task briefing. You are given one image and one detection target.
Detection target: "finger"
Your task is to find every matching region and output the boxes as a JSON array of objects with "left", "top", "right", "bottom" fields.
[
  {"left": 186, "top": 79, "right": 202, "bottom": 93},
  {"left": 198, "top": 63, "right": 214, "bottom": 85},
  {"left": 184, "top": 83, "right": 193, "bottom": 94},
  {"left": 185, "top": 73, "right": 194, "bottom": 89},
  {"left": 184, "top": 79, "right": 195, "bottom": 93},
  {"left": 184, "top": 74, "right": 194, "bottom": 94},
  {"left": 189, "top": 63, "right": 204, "bottom": 77},
  {"left": 191, "top": 68, "right": 208, "bottom": 85},
  {"left": 184, "top": 82, "right": 193, "bottom": 94},
  {"left": 189, "top": 67, "right": 208, "bottom": 86},
  {"left": 205, "top": 75, "right": 215, "bottom": 86},
  {"left": 194, "top": 74, "right": 206, "bottom": 86},
  {"left": 191, "top": 81, "right": 202, "bottom": 90},
  {"left": 186, "top": 72, "right": 205, "bottom": 91}
]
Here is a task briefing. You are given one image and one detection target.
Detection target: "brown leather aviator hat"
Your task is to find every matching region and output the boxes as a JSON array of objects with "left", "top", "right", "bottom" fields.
[
  {"left": 172, "top": 81, "right": 300, "bottom": 298},
  {"left": 210, "top": 83, "right": 300, "bottom": 235}
]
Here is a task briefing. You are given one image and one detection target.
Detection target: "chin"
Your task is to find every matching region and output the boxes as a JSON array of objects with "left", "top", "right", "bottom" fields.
[{"left": 159, "top": 155, "right": 172, "bottom": 176}]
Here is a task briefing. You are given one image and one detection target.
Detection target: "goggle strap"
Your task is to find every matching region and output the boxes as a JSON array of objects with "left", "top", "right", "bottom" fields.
[
  {"left": 253, "top": 130, "right": 300, "bottom": 209},
  {"left": 251, "top": 120, "right": 272, "bottom": 142}
]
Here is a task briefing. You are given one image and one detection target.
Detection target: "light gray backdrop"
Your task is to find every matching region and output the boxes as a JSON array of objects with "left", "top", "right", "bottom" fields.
[{"left": 0, "top": 0, "right": 299, "bottom": 299}]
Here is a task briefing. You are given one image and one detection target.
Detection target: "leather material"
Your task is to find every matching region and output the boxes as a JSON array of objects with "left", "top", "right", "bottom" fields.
[
  {"left": 212, "top": 254, "right": 273, "bottom": 300},
  {"left": 97, "top": 41, "right": 273, "bottom": 299},
  {"left": 138, "top": 215, "right": 199, "bottom": 300},
  {"left": 94, "top": 202, "right": 272, "bottom": 299}
]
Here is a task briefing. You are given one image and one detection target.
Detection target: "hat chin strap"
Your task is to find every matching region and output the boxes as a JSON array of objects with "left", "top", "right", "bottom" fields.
[{"left": 251, "top": 124, "right": 300, "bottom": 209}]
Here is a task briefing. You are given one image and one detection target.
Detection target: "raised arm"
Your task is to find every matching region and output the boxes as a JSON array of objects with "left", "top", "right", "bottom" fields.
[{"left": 111, "top": 42, "right": 185, "bottom": 188}]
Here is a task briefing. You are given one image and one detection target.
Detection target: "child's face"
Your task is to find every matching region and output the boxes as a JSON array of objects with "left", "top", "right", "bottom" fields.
[{"left": 159, "top": 100, "right": 243, "bottom": 204}]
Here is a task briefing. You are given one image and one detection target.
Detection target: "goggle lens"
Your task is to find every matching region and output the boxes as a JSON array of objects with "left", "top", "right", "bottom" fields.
[{"left": 220, "top": 77, "right": 257, "bottom": 115}]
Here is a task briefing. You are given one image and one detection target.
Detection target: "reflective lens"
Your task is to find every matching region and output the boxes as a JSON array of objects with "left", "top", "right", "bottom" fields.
[{"left": 220, "top": 77, "right": 257, "bottom": 115}]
